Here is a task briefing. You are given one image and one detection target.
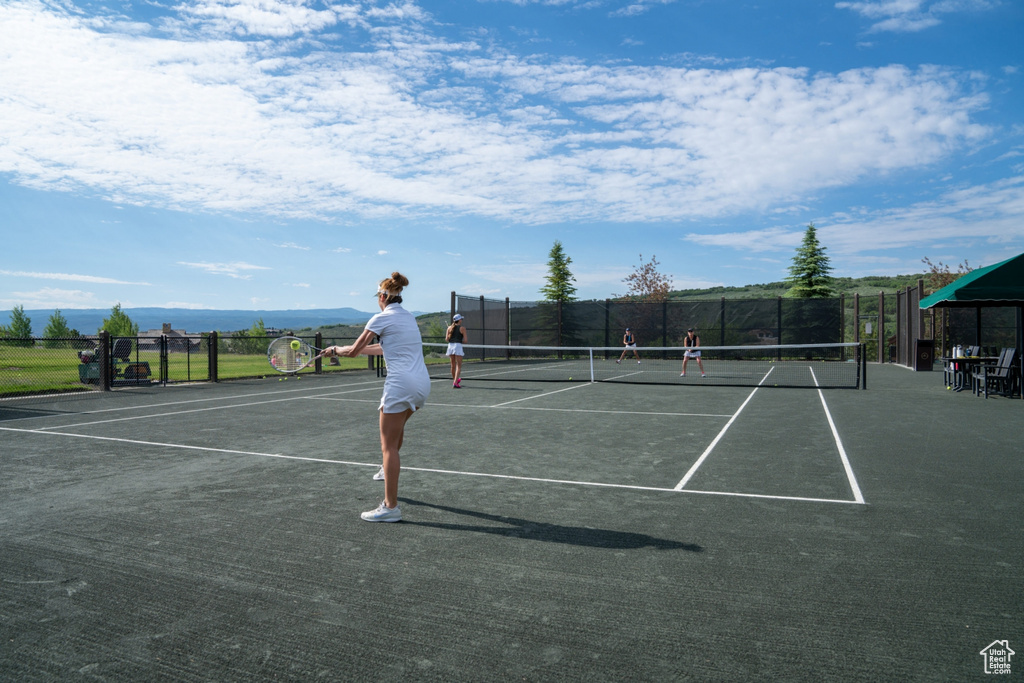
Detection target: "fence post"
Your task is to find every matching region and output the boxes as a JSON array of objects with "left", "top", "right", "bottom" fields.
[
  {"left": 315, "top": 332, "right": 323, "bottom": 374},
  {"left": 604, "top": 299, "right": 610, "bottom": 353},
  {"left": 557, "top": 299, "right": 563, "bottom": 348},
  {"left": 853, "top": 293, "right": 860, "bottom": 343},
  {"left": 852, "top": 294, "right": 859, "bottom": 364},
  {"left": 99, "top": 331, "right": 111, "bottom": 391},
  {"left": 720, "top": 297, "right": 726, "bottom": 346},
  {"left": 840, "top": 293, "right": 845, "bottom": 344},
  {"left": 662, "top": 300, "right": 668, "bottom": 348},
  {"left": 878, "top": 291, "right": 884, "bottom": 363},
  {"left": 208, "top": 332, "right": 218, "bottom": 382},
  {"left": 160, "top": 335, "right": 169, "bottom": 385},
  {"left": 776, "top": 296, "right": 783, "bottom": 360},
  {"left": 917, "top": 279, "right": 926, "bottom": 341},
  {"left": 505, "top": 297, "right": 510, "bottom": 346}
]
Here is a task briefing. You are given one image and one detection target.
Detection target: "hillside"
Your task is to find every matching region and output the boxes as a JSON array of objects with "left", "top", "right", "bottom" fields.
[{"left": 668, "top": 274, "right": 928, "bottom": 300}]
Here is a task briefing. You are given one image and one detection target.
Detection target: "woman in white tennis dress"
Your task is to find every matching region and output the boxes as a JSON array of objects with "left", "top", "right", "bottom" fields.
[
  {"left": 445, "top": 313, "right": 467, "bottom": 388},
  {"left": 323, "top": 272, "right": 430, "bottom": 522}
]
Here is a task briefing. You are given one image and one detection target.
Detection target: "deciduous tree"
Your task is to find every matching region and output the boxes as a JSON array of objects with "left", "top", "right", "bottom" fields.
[
  {"left": 921, "top": 257, "right": 972, "bottom": 294},
  {"left": 617, "top": 254, "right": 673, "bottom": 303},
  {"left": 3, "top": 305, "right": 34, "bottom": 347},
  {"left": 100, "top": 303, "right": 139, "bottom": 337},
  {"left": 43, "top": 309, "right": 74, "bottom": 348}
]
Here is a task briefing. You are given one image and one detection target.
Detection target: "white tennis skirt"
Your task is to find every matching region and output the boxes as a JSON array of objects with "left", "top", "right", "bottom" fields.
[
  {"left": 379, "top": 373, "right": 431, "bottom": 414},
  {"left": 684, "top": 350, "right": 701, "bottom": 358},
  {"left": 446, "top": 343, "right": 464, "bottom": 357}
]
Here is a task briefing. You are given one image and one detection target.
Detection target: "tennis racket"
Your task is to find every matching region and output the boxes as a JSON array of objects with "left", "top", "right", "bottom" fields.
[{"left": 267, "top": 336, "right": 329, "bottom": 374}]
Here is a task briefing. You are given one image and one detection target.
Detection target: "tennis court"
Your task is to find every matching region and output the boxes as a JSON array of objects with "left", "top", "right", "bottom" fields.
[{"left": 1, "top": 363, "right": 1020, "bottom": 680}]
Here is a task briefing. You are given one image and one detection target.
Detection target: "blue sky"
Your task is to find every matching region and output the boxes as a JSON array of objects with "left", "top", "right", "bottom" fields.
[{"left": 1, "top": 0, "right": 1022, "bottom": 315}]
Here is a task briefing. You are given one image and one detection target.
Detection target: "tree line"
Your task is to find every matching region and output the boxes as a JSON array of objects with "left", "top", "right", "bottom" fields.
[
  {"left": 0, "top": 304, "right": 139, "bottom": 347},
  {"left": 540, "top": 224, "right": 970, "bottom": 305},
  {"left": 0, "top": 303, "right": 280, "bottom": 356}
]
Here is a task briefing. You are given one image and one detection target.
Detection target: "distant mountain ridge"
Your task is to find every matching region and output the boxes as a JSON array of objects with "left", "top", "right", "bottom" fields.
[{"left": 17, "top": 307, "right": 379, "bottom": 336}]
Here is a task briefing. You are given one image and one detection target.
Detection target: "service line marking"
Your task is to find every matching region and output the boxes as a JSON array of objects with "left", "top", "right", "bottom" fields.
[{"left": 0, "top": 426, "right": 862, "bottom": 505}]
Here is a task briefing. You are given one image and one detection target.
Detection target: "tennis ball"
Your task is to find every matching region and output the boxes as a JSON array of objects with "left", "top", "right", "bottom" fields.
[{"left": 290, "top": 339, "right": 301, "bottom": 350}]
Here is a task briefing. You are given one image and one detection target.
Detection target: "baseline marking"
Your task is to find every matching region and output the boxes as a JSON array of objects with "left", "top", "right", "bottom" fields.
[
  {"left": 26, "top": 385, "right": 383, "bottom": 431},
  {"left": 0, "top": 379, "right": 385, "bottom": 424}
]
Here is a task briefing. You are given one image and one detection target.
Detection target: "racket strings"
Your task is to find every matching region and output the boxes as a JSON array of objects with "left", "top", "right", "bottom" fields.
[{"left": 268, "top": 339, "right": 315, "bottom": 373}]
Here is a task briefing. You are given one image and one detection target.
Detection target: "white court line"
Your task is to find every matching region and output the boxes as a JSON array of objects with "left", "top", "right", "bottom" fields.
[
  {"left": 673, "top": 382, "right": 765, "bottom": 491},
  {"left": 0, "top": 379, "right": 386, "bottom": 423},
  {"left": 489, "top": 382, "right": 592, "bottom": 407},
  {"left": 27, "top": 385, "right": 384, "bottom": 431},
  {"left": 314, "top": 396, "right": 730, "bottom": 418},
  {"left": 0, "top": 426, "right": 861, "bottom": 505},
  {"left": 674, "top": 364, "right": 864, "bottom": 504},
  {"left": 811, "top": 368, "right": 865, "bottom": 504}
]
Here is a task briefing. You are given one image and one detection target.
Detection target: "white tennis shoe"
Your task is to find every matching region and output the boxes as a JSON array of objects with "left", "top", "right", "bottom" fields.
[
  {"left": 361, "top": 501, "right": 402, "bottom": 522},
  {"left": 372, "top": 466, "right": 385, "bottom": 481}
]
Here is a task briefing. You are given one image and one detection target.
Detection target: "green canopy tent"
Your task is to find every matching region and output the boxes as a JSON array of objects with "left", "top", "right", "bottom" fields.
[{"left": 920, "top": 252, "right": 1024, "bottom": 398}]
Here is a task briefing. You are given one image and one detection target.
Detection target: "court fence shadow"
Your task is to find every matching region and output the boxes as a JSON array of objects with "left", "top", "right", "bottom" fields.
[{"left": 400, "top": 498, "right": 703, "bottom": 552}]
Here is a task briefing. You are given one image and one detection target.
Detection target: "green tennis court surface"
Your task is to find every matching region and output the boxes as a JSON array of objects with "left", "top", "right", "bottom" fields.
[{"left": 1, "top": 365, "right": 1020, "bottom": 680}]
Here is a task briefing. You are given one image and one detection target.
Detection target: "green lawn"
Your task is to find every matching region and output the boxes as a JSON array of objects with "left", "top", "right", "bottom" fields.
[
  {"left": 1, "top": 345, "right": 92, "bottom": 396},
  {"left": 0, "top": 345, "right": 373, "bottom": 396},
  {"left": 1, "top": 341, "right": 458, "bottom": 397}
]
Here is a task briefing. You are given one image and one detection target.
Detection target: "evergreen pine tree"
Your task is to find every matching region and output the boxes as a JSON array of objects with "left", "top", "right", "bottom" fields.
[
  {"left": 785, "top": 223, "right": 834, "bottom": 298},
  {"left": 539, "top": 240, "right": 578, "bottom": 302}
]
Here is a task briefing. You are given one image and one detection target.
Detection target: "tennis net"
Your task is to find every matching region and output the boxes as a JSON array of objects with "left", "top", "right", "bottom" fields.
[{"left": 423, "top": 342, "right": 866, "bottom": 389}]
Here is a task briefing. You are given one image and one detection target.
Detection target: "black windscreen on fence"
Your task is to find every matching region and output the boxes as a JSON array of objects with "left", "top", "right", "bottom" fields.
[{"left": 458, "top": 295, "right": 847, "bottom": 350}]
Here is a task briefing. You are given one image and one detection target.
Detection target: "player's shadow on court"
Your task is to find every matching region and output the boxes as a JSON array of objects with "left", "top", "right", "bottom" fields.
[{"left": 401, "top": 498, "right": 702, "bottom": 552}]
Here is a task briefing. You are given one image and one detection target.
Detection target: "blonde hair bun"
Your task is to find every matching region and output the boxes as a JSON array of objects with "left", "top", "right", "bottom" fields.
[{"left": 378, "top": 272, "right": 409, "bottom": 301}]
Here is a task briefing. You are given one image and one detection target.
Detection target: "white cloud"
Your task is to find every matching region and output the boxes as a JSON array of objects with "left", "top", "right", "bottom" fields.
[
  {"left": 0, "top": 270, "right": 151, "bottom": 285},
  {"left": 681, "top": 176, "right": 1024, "bottom": 271},
  {"left": 160, "top": 301, "right": 216, "bottom": 309},
  {"left": 177, "top": 261, "right": 272, "bottom": 279},
  {"left": 684, "top": 227, "right": 804, "bottom": 252},
  {"left": 0, "top": 1, "right": 991, "bottom": 229},
  {"left": 175, "top": 0, "right": 359, "bottom": 38},
  {"left": 0, "top": 287, "right": 102, "bottom": 309},
  {"left": 836, "top": 0, "right": 996, "bottom": 33}
]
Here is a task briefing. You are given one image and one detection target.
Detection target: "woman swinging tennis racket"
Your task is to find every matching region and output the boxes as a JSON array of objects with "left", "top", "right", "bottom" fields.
[{"left": 321, "top": 272, "right": 430, "bottom": 522}]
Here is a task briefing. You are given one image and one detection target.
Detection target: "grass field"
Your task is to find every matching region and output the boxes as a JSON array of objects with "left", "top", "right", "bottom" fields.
[{"left": 0, "top": 343, "right": 453, "bottom": 397}]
